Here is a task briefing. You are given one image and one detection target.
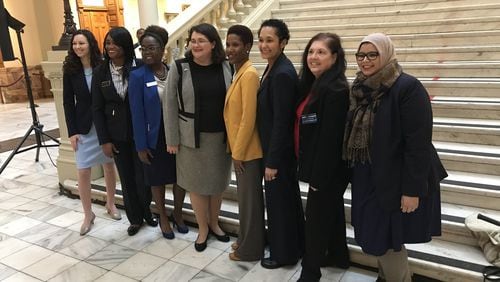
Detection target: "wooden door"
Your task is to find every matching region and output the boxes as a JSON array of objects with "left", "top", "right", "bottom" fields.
[
  {"left": 76, "top": 0, "right": 124, "bottom": 52},
  {"left": 80, "top": 10, "right": 109, "bottom": 51}
]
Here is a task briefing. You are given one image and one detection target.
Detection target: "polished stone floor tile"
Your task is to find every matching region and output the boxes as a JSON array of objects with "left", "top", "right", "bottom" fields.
[
  {"left": 339, "top": 267, "right": 378, "bottom": 281},
  {"left": 115, "top": 227, "right": 162, "bottom": 251},
  {"left": 47, "top": 261, "right": 108, "bottom": 282},
  {"left": 190, "top": 270, "right": 233, "bottom": 282},
  {"left": 0, "top": 244, "right": 54, "bottom": 270},
  {"left": 204, "top": 251, "right": 258, "bottom": 281},
  {"left": 34, "top": 228, "right": 82, "bottom": 251},
  {"left": 0, "top": 195, "right": 32, "bottom": 210},
  {"left": 2, "top": 271, "right": 41, "bottom": 282},
  {"left": 85, "top": 243, "right": 137, "bottom": 270},
  {"left": 94, "top": 271, "right": 137, "bottom": 282},
  {"left": 0, "top": 237, "right": 30, "bottom": 259},
  {"left": 0, "top": 211, "right": 22, "bottom": 226},
  {"left": 22, "top": 187, "right": 58, "bottom": 200},
  {"left": 15, "top": 222, "right": 62, "bottom": 244},
  {"left": 112, "top": 251, "right": 166, "bottom": 280},
  {"left": 10, "top": 199, "right": 50, "bottom": 216},
  {"left": 170, "top": 245, "right": 224, "bottom": 270},
  {"left": 89, "top": 221, "right": 129, "bottom": 243},
  {"left": 47, "top": 210, "right": 83, "bottom": 228},
  {"left": 142, "top": 237, "right": 191, "bottom": 259},
  {"left": 0, "top": 216, "right": 42, "bottom": 236},
  {"left": 239, "top": 261, "right": 301, "bottom": 282},
  {"left": 59, "top": 235, "right": 109, "bottom": 260},
  {"left": 0, "top": 263, "right": 17, "bottom": 280},
  {"left": 23, "top": 252, "right": 79, "bottom": 281},
  {"left": 27, "top": 205, "right": 72, "bottom": 222},
  {"left": 142, "top": 260, "right": 200, "bottom": 282}
]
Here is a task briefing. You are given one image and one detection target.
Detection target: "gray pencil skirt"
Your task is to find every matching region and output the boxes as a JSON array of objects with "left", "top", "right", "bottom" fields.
[{"left": 177, "top": 132, "right": 231, "bottom": 195}]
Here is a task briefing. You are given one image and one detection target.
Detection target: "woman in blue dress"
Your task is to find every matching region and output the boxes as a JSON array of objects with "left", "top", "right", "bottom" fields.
[
  {"left": 129, "top": 25, "right": 188, "bottom": 239},
  {"left": 62, "top": 29, "right": 121, "bottom": 236}
]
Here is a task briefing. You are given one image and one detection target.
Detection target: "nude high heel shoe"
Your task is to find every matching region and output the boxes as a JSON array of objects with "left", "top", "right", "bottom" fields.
[
  {"left": 105, "top": 204, "right": 122, "bottom": 220},
  {"left": 80, "top": 213, "right": 96, "bottom": 236}
]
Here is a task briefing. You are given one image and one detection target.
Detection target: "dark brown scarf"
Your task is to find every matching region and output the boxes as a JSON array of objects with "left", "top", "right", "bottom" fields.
[{"left": 343, "top": 59, "right": 403, "bottom": 165}]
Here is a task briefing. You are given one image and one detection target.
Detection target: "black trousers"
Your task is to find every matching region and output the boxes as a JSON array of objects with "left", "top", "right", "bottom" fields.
[
  {"left": 113, "top": 140, "right": 152, "bottom": 225},
  {"left": 300, "top": 187, "right": 349, "bottom": 281},
  {"left": 264, "top": 161, "right": 305, "bottom": 264}
]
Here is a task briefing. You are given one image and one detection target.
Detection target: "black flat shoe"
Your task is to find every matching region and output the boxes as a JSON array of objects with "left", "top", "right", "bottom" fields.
[
  {"left": 194, "top": 234, "right": 209, "bottom": 252},
  {"left": 209, "top": 228, "right": 229, "bottom": 242},
  {"left": 260, "top": 257, "right": 282, "bottom": 269},
  {"left": 127, "top": 224, "right": 141, "bottom": 236},
  {"left": 144, "top": 217, "right": 158, "bottom": 227},
  {"left": 159, "top": 221, "right": 175, "bottom": 240}
]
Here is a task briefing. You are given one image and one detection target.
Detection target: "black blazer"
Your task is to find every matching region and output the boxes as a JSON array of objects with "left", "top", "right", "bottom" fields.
[
  {"left": 297, "top": 77, "right": 349, "bottom": 193},
  {"left": 366, "top": 73, "right": 447, "bottom": 210},
  {"left": 257, "top": 53, "right": 298, "bottom": 169},
  {"left": 92, "top": 60, "right": 141, "bottom": 145},
  {"left": 62, "top": 70, "right": 93, "bottom": 137}
]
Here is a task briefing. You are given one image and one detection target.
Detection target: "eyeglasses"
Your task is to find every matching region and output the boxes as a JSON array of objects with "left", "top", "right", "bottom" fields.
[
  {"left": 139, "top": 46, "right": 162, "bottom": 53},
  {"left": 355, "top": 52, "right": 379, "bottom": 61},
  {"left": 189, "top": 39, "right": 210, "bottom": 45}
]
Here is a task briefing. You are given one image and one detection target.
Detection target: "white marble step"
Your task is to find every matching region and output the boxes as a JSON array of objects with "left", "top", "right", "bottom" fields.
[
  {"left": 431, "top": 99, "right": 500, "bottom": 119},
  {"left": 433, "top": 117, "right": 500, "bottom": 146},
  {"left": 276, "top": 4, "right": 500, "bottom": 27},
  {"left": 280, "top": 30, "right": 500, "bottom": 50},
  {"left": 277, "top": 0, "right": 500, "bottom": 17},
  {"left": 279, "top": 0, "right": 500, "bottom": 9},
  {"left": 434, "top": 141, "right": 500, "bottom": 175},
  {"left": 254, "top": 61, "right": 500, "bottom": 78},
  {"left": 250, "top": 45, "right": 500, "bottom": 63},
  {"left": 283, "top": 16, "right": 500, "bottom": 38}
]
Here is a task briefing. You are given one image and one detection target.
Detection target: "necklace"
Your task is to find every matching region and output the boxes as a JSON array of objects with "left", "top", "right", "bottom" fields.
[{"left": 154, "top": 65, "right": 167, "bottom": 81}]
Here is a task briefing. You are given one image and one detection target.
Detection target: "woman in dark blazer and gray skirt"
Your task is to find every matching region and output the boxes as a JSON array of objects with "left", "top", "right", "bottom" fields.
[{"left": 256, "top": 19, "right": 305, "bottom": 269}]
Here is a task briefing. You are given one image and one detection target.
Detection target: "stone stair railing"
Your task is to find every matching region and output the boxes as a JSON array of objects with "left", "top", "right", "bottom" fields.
[{"left": 164, "top": 0, "right": 263, "bottom": 63}]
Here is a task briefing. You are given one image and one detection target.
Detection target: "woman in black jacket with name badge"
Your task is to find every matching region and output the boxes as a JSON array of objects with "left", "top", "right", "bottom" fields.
[{"left": 296, "top": 33, "right": 350, "bottom": 282}]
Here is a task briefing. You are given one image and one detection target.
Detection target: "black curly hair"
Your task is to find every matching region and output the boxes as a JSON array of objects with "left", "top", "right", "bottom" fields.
[
  {"left": 62, "top": 29, "right": 102, "bottom": 75},
  {"left": 258, "top": 19, "right": 290, "bottom": 45}
]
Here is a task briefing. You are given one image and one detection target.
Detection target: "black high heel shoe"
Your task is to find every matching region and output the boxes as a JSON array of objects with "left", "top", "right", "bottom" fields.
[
  {"left": 209, "top": 227, "right": 230, "bottom": 242},
  {"left": 169, "top": 215, "right": 189, "bottom": 234},
  {"left": 194, "top": 233, "right": 209, "bottom": 252}
]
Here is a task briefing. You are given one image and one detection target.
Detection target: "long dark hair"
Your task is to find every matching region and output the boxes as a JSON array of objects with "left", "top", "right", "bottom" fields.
[
  {"left": 103, "top": 27, "right": 135, "bottom": 79},
  {"left": 62, "top": 29, "right": 102, "bottom": 75},
  {"left": 298, "top": 33, "right": 347, "bottom": 103},
  {"left": 185, "top": 23, "right": 225, "bottom": 64}
]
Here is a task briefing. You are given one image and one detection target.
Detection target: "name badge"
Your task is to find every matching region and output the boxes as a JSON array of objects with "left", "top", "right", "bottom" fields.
[
  {"left": 101, "top": 80, "right": 111, "bottom": 87},
  {"left": 146, "top": 81, "right": 158, "bottom": 87},
  {"left": 301, "top": 113, "right": 318, "bottom": 125}
]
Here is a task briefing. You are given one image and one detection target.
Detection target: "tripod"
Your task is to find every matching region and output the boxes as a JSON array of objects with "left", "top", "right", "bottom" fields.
[{"left": 0, "top": 27, "right": 60, "bottom": 175}]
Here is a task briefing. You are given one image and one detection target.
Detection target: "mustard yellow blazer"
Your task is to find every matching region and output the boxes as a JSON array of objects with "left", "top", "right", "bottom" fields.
[{"left": 224, "top": 60, "right": 263, "bottom": 161}]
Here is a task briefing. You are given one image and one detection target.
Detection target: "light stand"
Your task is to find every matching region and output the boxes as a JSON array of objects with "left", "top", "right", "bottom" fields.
[{"left": 0, "top": 23, "right": 60, "bottom": 175}]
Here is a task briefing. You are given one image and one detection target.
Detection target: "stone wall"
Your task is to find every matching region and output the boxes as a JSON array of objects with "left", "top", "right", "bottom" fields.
[{"left": 0, "top": 65, "right": 52, "bottom": 103}]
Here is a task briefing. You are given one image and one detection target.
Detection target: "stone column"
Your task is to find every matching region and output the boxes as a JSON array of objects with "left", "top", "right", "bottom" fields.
[
  {"left": 138, "top": 0, "right": 159, "bottom": 27},
  {"left": 40, "top": 50, "right": 102, "bottom": 187}
]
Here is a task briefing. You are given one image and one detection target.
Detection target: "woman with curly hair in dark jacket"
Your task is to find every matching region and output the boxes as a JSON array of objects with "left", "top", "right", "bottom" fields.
[{"left": 62, "top": 29, "right": 120, "bottom": 236}]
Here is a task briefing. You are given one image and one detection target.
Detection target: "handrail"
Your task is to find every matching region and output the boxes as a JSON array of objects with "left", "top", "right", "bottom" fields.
[{"left": 164, "top": 0, "right": 263, "bottom": 63}]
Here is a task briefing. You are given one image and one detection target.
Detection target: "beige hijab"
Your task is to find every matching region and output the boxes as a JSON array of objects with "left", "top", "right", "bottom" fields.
[{"left": 358, "top": 32, "right": 396, "bottom": 69}]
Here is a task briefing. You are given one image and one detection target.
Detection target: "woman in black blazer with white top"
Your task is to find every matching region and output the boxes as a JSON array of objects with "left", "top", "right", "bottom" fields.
[
  {"left": 256, "top": 19, "right": 305, "bottom": 269},
  {"left": 62, "top": 29, "right": 119, "bottom": 236},
  {"left": 92, "top": 27, "right": 155, "bottom": 236}
]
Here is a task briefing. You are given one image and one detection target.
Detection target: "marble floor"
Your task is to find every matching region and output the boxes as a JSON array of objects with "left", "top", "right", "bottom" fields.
[{"left": 0, "top": 99, "right": 378, "bottom": 281}]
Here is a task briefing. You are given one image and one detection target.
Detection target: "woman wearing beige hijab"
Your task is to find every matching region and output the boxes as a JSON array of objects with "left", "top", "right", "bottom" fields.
[{"left": 344, "top": 33, "right": 447, "bottom": 281}]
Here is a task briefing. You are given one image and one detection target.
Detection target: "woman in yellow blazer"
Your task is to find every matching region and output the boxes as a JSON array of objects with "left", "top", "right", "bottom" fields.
[{"left": 224, "top": 25, "right": 265, "bottom": 261}]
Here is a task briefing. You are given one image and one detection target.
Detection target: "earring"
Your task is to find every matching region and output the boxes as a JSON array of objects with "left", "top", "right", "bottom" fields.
[{"left": 246, "top": 50, "right": 250, "bottom": 54}]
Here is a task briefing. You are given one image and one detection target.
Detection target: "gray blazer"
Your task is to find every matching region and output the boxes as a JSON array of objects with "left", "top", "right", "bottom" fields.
[{"left": 163, "top": 59, "right": 232, "bottom": 148}]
